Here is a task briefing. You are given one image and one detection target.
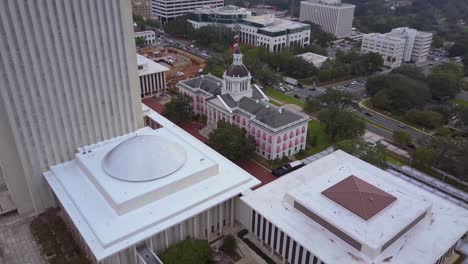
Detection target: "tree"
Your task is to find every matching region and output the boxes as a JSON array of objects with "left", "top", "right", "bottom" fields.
[
  {"left": 459, "top": 107, "right": 468, "bottom": 126},
  {"left": 393, "top": 131, "right": 411, "bottom": 147},
  {"left": 369, "top": 74, "right": 431, "bottom": 113},
  {"left": 427, "top": 63, "right": 463, "bottom": 99},
  {"left": 335, "top": 139, "right": 388, "bottom": 169},
  {"left": 318, "top": 108, "right": 365, "bottom": 142},
  {"left": 208, "top": 121, "right": 256, "bottom": 162},
  {"left": 405, "top": 110, "right": 444, "bottom": 129},
  {"left": 164, "top": 16, "right": 190, "bottom": 37},
  {"left": 391, "top": 65, "right": 425, "bottom": 80},
  {"left": 163, "top": 95, "right": 193, "bottom": 124},
  {"left": 411, "top": 146, "right": 436, "bottom": 169},
  {"left": 220, "top": 235, "right": 237, "bottom": 254},
  {"left": 135, "top": 37, "right": 145, "bottom": 47},
  {"left": 305, "top": 90, "right": 355, "bottom": 113}
]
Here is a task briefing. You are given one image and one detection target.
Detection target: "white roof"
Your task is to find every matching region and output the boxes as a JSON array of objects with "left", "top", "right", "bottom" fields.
[
  {"left": 137, "top": 54, "right": 169, "bottom": 76},
  {"left": 44, "top": 109, "right": 260, "bottom": 261},
  {"left": 241, "top": 150, "right": 468, "bottom": 264},
  {"left": 297, "top": 52, "right": 328, "bottom": 64}
]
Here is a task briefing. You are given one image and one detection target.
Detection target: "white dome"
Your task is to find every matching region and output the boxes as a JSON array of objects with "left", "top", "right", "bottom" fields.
[{"left": 102, "top": 135, "right": 187, "bottom": 182}]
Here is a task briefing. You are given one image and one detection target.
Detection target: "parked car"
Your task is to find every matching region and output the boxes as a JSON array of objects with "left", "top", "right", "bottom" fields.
[{"left": 272, "top": 161, "right": 305, "bottom": 177}]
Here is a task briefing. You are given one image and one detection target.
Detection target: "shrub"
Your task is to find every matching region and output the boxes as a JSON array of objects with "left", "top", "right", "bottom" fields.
[
  {"left": 220, "top": 235, "right": 237, "bottom": 254},
  {"left": 159, "top": 239, "right": 212, "bottom": 264}
]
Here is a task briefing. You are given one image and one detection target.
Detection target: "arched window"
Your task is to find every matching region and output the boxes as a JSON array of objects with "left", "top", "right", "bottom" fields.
[
  {"left": 277, "top": 137, "right": 282, "bottom": 143},
  {"left": 283, "top": 133, "right": 288, "bottom": 140},
  {"left": 268, "top": 135, "right": 272, "bottom": 143},
  {"left": 302, "top": 126, "right": 306, "bottom": 133},
  {"left": 283, "top": 143, "right": 287, "bottom": 151},
  {"left": 290, "top": 131, "right": 294, "bottom": 138},
  {"left": 301, "top": 136, "right": 305, "bottom": 143},
  {"left": 289, "top": 141, "right": 293, "bottom": 148},
  {"left": 296, "top": 128, "right": 300, "bottom": 136}
]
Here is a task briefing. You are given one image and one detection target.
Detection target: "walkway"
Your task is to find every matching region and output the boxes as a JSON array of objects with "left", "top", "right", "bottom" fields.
[
  {"left": 236, "top": 160, "right": 276, "bottom": 189},
  {"left": 0, "top": 213, "right": 47, "bottom": 264}
]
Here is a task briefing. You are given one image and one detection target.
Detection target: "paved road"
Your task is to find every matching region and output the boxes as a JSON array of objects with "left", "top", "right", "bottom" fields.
[{"left": 351, "top": 108, "right": 430, "bottom": 142}]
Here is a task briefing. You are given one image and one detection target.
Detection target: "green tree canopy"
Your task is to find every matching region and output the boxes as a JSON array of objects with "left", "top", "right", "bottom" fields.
[
  {"left": 318, "top": 108, "right": 366, "bottom": 142},
  {"left": 405, "top": 110, "right": 444, "bottom": 129},
  {"left": 335, "top": 139, "right": 388, "bottom": 169},
  {"left": 368, "top": 74, "right": 431, "bottom": 113},
  {"left": 393, "top": 130, "right": 412, "bottom": 147},
  {"left": 305, "top": 89, "right": 355, "bottom": 113},
  {"left": 208, "top": 121, "right": 256, "bottom": 161},
  {"left": 164, "top": 16, "right": 190, "bottom": 36},
  {"left": 163, "top": 95, "right": 193, "bottom": 124},
  {"left": 391, "top": 65, "right": 426, "bottom": 80},
  {"left": 428, "top": 63, "right": 464, "bottom": 99},
  {"left": 135, "top": 37, "right": 145, "bottom": 47},
  {"left": 411, "top": 146, "right": 436, "bottom": 169}
]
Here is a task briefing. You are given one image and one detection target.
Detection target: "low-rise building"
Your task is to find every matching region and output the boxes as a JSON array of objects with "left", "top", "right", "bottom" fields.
[
  {"left": 134, "top": 30, "right": 156, "bottom": 45},
  {"left": 187, "top": 6, "right": 311, "bottom": 52},
  {"left": 299, "top": 0, "right": 355, "bottom": 38},
  {"left": 177, "top": 48, "right": 310, "bottom": 159},
  {"left": 296, "top": 52, "right": 328, "bottom": 68},
  {"left": 137, "top": 54, "right": 169, "bottom": 98},
  {"left": 44, "top": 108, "right": 260, "bottom": 264},
  {"left": 239, "top": 150, "right": 468, "bottom": 264},
  {"left": 361, "top": 27, "right": 433, "bottom": 68}
]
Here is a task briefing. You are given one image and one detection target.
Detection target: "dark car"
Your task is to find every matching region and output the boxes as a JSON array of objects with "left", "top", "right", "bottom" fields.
[
  {"left": 272, "top": 161, "right": 305, "bottom": 177},
  {"left": 364, "top": 112, "right": 373, "bottom": 117}
]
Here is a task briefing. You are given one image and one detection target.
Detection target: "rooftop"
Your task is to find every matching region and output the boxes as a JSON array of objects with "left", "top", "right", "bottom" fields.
[
  {"left": 321, "top": 175, "right": 397, "bottom": 220},
  {"left": 179, "top": 74, "right": 224, "bottom": 95},
  {"left": 301, "top": 0, "right": 356, "bottom": 8},
  {"left": 44, "top": 109, "right": 260, "bottom": 261},
  {"left": 210, "top": 94, "right": 308, "bottom": 130},
  {"left": 296, "top": 52, "right": 328, "bottom": 63},
  {"left": 243, "top": 15, "right": 310, "bottom": 32},
  {"left": 241, "top": 150, "right": 468, "bottom": 263},
  {"left": 137, "top": 54, "right": 169, "bottom": 76}
]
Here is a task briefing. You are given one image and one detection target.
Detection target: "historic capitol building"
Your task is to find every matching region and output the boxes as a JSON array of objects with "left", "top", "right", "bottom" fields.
[{"left": 177, "top": 47, "right": 310, "bottom": 160}]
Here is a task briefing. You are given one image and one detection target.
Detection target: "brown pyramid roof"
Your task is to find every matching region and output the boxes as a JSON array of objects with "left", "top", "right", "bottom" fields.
[{"left": 322, "top": 175, "right": 397, "bottom": 220}]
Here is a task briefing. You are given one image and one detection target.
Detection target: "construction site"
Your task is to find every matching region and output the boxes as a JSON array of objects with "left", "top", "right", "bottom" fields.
[{"left": 138, "top": 46, "right": 206, "bottom": 90}]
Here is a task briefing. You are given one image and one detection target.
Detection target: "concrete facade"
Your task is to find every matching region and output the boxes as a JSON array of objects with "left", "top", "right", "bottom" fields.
[
  {"left": 134, "top": 30, "right": 156, "bottom": 45},
  {"left": 152, "top": 0, "right": 223, "bottom": 23},
  {"left": 0, "top": 0, "right": 143, "bottom": 215},
  {"left": 299, "top": 0, "right": 355, "bottom": 38},
  {"left": 137, "top": 54, "right": 169, "bottom": 98},
  {"left": 361, "top": 27, "right": 433, "bottom": 68}
]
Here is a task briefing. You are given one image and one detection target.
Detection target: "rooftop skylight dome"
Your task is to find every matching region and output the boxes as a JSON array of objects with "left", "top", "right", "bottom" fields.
[{"left": 102, "top": 135, "right": 187, "bottom": 182}]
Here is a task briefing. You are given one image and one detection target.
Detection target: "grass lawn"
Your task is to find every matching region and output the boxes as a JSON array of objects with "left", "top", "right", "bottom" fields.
[
  {"left": 451, "top": 99, "right": 468, "bottom": 107},
  {"left": 264, "top": 87, "right": 306, "bottom": 108},
  {"left": 296, "top": 120, "right": 333, "bottom": 159},
  {"left": 386, "top": 155, "right": 407, "bottom": 167}
]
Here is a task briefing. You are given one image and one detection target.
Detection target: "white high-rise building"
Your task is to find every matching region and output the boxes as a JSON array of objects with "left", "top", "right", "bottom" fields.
[
  {"left": 361, "top": 27, "right": 433, "bottom": 68},
  {"left": 299, "top": 0, "right": 355, "bottom": 38},
  {"left": 0, "top": 0, "right": 143, "bottom": 215},
  {"left": 151, "top": 0, "right": 223, "bottom": 23}
]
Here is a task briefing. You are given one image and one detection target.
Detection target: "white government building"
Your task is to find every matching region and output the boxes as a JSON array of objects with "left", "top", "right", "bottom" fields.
[
  {"left": 134, "top": 30, "right": 156, "bottom": 45},
  {"left": 45, "top": 107, "right": 260, "bottom": 264},
  {"left": 137, "top": 54, "right": 169, "bottom": 98},
  {"left": 299, "top": 0, "right": 355, "bottom": 38},
  {"left": 187, "top": 5, "right": 311, "bottom": 52},
  {"left": 361, "top": 27, "right": 433, "bottom": 68},
  {"left": 240, "top": 150, "right": 468, "bottom": 264}
]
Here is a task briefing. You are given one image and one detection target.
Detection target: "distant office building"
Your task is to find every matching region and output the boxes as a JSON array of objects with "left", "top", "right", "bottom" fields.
[
  {"left": 361, "top": 27, "right": 433, "bottom": 68},
  {"left": 300, "top": 0, "right": 355, "bottom": 38},
  {"left": 137, "top": 54, "right": 169, "bottom": 98},
  {"left": 177, "top": 48, "right": 310, "bottom": 159},
  {"left": 44, "top": 108, "right": 260, "bottom": 263},
  {"left": 239, "top": 150, "right": 468, "bottom": 264},
  {"left": 188, "top": 6, "right": 311, "bottom": 52},
  {"left": 134, "top": 30, "right": 156, "bottom": 45},
  {"left": 132, "top": 0, "right": 151, "bottom": 18},
  {"left": 152, "top": 0, "right": 223, "bottom": 23},
  {"left": 296, "top": 52, "right": 329, "bottom": 68},
  {"left": 0, "top": 0, "right": 142, "bottom": 215}
]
